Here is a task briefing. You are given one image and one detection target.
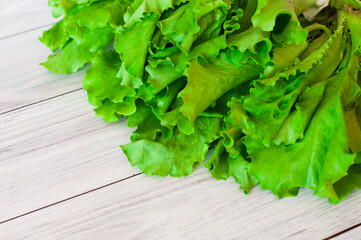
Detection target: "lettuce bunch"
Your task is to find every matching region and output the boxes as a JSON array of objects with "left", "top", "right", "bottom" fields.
[{"left": 41, "top": 0, "right": 361, "bottom": 203}]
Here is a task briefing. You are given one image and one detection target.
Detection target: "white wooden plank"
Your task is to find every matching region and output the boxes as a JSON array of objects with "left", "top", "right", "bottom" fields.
[
  {"left": 333, "top": 226, "right": 361, "bottom": 240},
  {"left": 0, "top": 90, "right": 138, "bottom": 222},
  {"left": 1, "top": 167, "right": 360, "bottom": 240},
  {"left": 0, "top": 0, "right": 55, "bottom": 39},
  {"left": 0, "top": 26, "right": 83, "bottom": 114}
]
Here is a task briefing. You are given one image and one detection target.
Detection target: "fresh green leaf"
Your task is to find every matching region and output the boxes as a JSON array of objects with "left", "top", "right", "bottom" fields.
[{"left": 121, "top": 117, "right": 222, "bottom": 177}]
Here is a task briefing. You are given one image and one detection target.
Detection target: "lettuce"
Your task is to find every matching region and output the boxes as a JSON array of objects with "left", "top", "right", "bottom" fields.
[{"left": 41, "top": 0, "right": 361, "bottom": 203}]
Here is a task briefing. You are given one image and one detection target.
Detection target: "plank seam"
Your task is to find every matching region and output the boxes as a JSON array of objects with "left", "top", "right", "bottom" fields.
[
  {"left": 0, "top": 23, "right": 55, "bottom": 41},
  {"left": 0, "top": 88, "right": 83, "bottom": 116},
  {"left": 0, "top": 172, "right": 142, "bottom": 225},
  {"left": 323, "top": 222, "right": 361, "bottom": 239},
  {"left": 0, "top": 122, "right": 111, "bottom": 161}
]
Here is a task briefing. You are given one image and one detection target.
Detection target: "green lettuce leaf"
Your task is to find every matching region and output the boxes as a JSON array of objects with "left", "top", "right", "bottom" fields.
[
  {"left": 344, "top": 11, "right": 361, "bottom": 54},
  {"left": 157, "top": 0, "right": 230, "bottom": 52},
  {"left": 331, "top": 0, "right": 361, "bottom": 9},
  {"left": 273, "top": 81, "right": 326, "bottom": 145},
  {"left": 83, "top": 50, "right": 136, "bottom": 122},
  {"left": 345, "top": 108, "right": 361, "bottom": 154},
  {"left": 166, "top": 51, "right": 262, "bottom": 135},
  {"left": 263, "top": 42, "right": 308, "bottom": 78},
  {"left": 41, "top": 27, "right": 114, "bottom": 74},
  {"left": 39, "top": 20, "right": 69, "bottom": 52},
  {"left": 115, "top": 12, "right": 159, "bottom": 88},
  {"left": 66, "top": 0, "right": 132, "bottom": 29},
  {"left": 231, "top": 30, "right": 343, "bottom": 147},
  {"left": 126, "top": 100, "right": 173, "bottom": 141},
  {"left": 330, "top": 164, "right": 361, "bottom": 204},
  {"left": 205, "top": 136, "right": 258, "bottom": 194},
  {"left": 146, "top": 34, "right": 228, "bottom": 94},
  {"left": 246, "top": 46, "right": 360, "bottom": 200},
  {"left": 227, "top": 26, "right": 272, "bottom": 67},
  {"left": 251, "top": 0, "right": 315, "bottom": 44},
  {"left": 121, "top": 117, "right": 222, "bottom": 177}
]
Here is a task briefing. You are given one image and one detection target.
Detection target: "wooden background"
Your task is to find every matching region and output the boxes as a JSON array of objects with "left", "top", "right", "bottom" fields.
[{"left": 1, "top": 1, "right": 361, "bottom": 239}]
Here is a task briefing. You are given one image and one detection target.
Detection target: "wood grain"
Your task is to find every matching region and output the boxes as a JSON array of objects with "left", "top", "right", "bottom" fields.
[
  {"left": 0, "top": 26, "right": 83, "bottom": 114},
  {"left": 0, "top": 90, "right": 138, "bottom": 222},
  {"left": 0, "top": 0, "right": 55, "bottom": 39},
  {"left": 0, "top": 167, "right": 360, "bottom": 240}
]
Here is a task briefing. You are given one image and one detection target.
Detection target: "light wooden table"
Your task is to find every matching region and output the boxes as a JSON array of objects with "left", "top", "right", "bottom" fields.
[{"left": 1, "top": 1, "right": 361, "bottom": 239}]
